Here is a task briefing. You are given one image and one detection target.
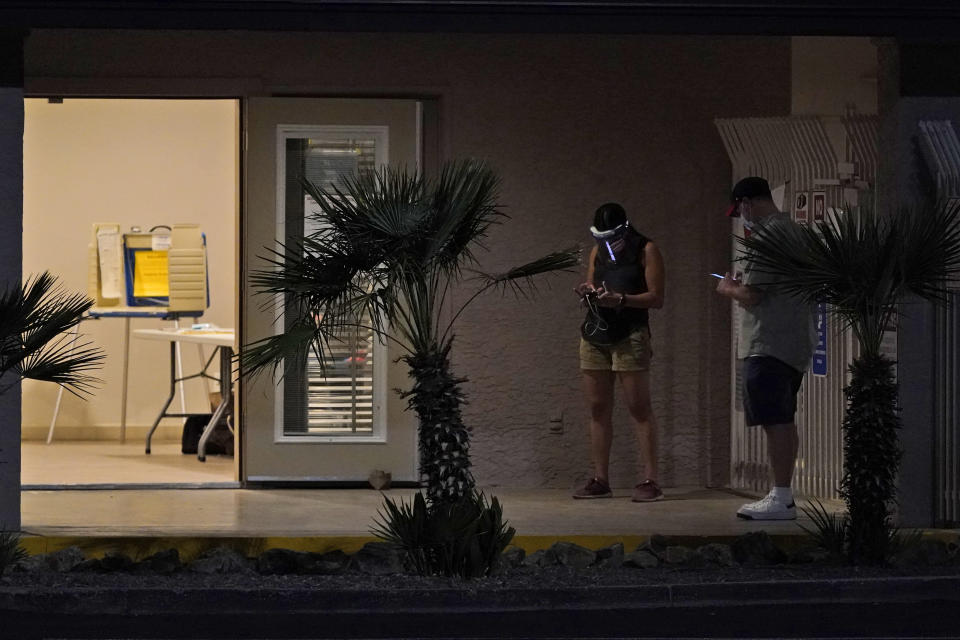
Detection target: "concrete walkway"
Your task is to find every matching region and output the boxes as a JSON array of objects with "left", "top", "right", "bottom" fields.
[{"left": 21, "top": 485, "right": 832, "bottom": 555}]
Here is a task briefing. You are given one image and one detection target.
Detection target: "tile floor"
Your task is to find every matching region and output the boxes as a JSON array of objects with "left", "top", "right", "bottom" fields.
[{"left": 22, "top": 441, "right": 235, "bottom": 487}]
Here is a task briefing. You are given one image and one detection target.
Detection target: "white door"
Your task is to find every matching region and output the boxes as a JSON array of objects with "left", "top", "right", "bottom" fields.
[{"left": 243, "top": 98, "right": 420, "bottom": 482}]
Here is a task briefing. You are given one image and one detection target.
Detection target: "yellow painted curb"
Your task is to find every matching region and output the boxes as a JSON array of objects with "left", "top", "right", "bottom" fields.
[
  {"left": 18, "top": 536, "right": 379, "bottom": 562},
  {"left": 18, "top": 530, "right": 958, "bottom": 560}
]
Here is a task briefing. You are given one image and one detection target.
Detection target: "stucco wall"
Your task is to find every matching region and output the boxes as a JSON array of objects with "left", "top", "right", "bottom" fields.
[{"left": 24, "top": 30, "right": 791, "bottom": 488}]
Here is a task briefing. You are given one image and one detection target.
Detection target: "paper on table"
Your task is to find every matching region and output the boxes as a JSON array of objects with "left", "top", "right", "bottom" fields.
[
  {"left": 180, "top": 329, "right": 233, "bottom": 335},
  {"left": 96, "top": 226, "right": 123, "bottom": 299}
]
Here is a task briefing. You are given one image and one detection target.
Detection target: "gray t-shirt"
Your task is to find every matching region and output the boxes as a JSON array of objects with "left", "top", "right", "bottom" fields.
[{"left": 737, "top": 213, "right": 817, "bottom": 372}]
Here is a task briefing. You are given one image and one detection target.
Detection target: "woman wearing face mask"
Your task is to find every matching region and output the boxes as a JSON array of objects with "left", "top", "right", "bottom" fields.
[{"left": 573, "top": 202, "right": 666, "bottom": 502}]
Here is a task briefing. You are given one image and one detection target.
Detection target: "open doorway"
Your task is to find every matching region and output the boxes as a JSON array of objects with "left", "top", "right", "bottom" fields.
[{"left": 21, "top": 98, "right": 240, "bottom": 487}]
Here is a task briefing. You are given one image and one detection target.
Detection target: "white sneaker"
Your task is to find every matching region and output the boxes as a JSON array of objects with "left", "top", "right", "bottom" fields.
[{"left": 736, "top": 492, "right": 796, "bottom": 520}]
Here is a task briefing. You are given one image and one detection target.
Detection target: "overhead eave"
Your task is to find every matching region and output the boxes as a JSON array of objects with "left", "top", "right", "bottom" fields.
[{"left": 0, "top": 1, "right": 959, "bottom": 37}]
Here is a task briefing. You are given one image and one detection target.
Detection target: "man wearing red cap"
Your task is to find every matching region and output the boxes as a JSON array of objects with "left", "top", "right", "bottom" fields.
[{"left": 716, "top": 177, "right": 816, "bottom": 520}]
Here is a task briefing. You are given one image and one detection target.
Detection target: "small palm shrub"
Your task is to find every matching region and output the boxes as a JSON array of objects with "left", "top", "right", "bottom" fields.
[
  {"left": 242, "top": 160, "right": 576, "bottom": 577},
  {"left": 243, "top": 161, "right": 577, "bottom": 506},
  {"left": 799, "top": 499, "right": 922, "bottom": 564},
  {"left": 0, "top": 529, "right": 27, "bottom": 577},
  {"left": 743, "top": 198, "right": 960, "bottom": 564},
  {"left": 371, "top": 491, "right": 515, "bottom": 578},
  {"left": 798, "top": 500, "right": 848, "bottom": 561},
  {"left": 841, "top": 353, "right": 901, "bottom": 562}
]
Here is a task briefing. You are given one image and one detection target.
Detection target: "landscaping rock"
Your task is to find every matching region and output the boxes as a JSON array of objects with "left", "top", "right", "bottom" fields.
[
  {"left": 596, "top": 543, "right": 624, "bottom": 568},
  {"left": 72, "top": 558, "right": 102, "bottom": 572},
  {"left": 77, "top": 552, "right": 135, "bottom": 573},
  {"left": 546, "top": 542, "right": 595, "bottom": 569},
  {"left": 892, "top": 539, "right": 952, "bottom": 568},
  {"left": 662, "top": 546, "right": 695, "bottom": 566},
  {"left": 696, "top": 543, "right": 737, "bottom": 567},
  {"left": 314, "top": 550, "right": 351, "bottom": 575},
  {"left": 732, "top": 531, "right": 787, "bottom": 566},
  {"left": 190, "top": 547, "right": 252, "bottom": 574},
  {"left": 41, "top": 546, "right": 85, "bottom": 572},
  {"left": 255, "top": 548, "right": 348, "bottom": 575},
  {"left": 13, "top": 555, "right": 45, "bottom": 573},
  {"left": 494, "top": 547, "right": 525, "bottom": 574},
  {"left": 789, "top": 547, "right": 834, "bottom": 565},
  {"left": 647, "top": 534, "right": 674, "bottom": 554},
  {"left": 351, "top": 542, "right": 404, "bottom": 575},
  {"left": 136, "top": 549, "right": 181, "bottom": 575},
  {"left": 623, "top": 549, "right": 659, "bottom": 569},
  {"left": 523, "top": 549, "right": 549, "bottom": 567},
  {"left": 257, "top": 548, "right": 306, "bottom": 575},
  {"left": 101, "top": 552, "right": 136, "bottom": 572}
]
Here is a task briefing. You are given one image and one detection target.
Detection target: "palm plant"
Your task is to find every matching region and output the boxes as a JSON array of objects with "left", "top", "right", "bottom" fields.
[
  {"left": 242, "top": 159, "right": 578, "bottom": 507},
  {"left": 739, "top": 198, "right": 960, "bottom": 564},
  {"left": 0, "top": 530, "right": 27, "bottom": 576},
  {"left": 0, "top": 272, "right": 104, "bottom": 397}
]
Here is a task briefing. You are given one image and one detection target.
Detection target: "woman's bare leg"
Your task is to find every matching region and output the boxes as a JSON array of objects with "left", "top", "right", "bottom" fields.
[
  {"left": 618, "top": 370, "right": 658, "bottom": 482},
  {"left": 582, "top": 369, "right": 616, "bottom": 481}
]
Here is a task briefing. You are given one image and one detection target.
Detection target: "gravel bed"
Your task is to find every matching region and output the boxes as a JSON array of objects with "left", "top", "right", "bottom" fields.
[
  {"left": 3, "top": 561, "right": 960, "bottom": 592},
  {"left": 2, "top": 531, "right": 958, "bottom": 595}
]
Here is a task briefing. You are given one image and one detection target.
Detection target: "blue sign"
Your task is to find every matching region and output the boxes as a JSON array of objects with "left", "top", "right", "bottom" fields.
[{"left": 812, "top": 303, "right": 827, "bottom": 376}]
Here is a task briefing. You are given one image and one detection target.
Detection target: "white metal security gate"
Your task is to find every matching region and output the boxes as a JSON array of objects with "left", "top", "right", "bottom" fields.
[
  {"left": 918, "top": 120, "right": 960, "bottom": 525},
  {"left": 714, "top": 113, "right": 880, "bottom": 500}
]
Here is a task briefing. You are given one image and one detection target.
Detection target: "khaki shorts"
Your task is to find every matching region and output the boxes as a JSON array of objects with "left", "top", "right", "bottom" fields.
[{"left": 579, "top": 327, "right": 652, "bottom": 372}]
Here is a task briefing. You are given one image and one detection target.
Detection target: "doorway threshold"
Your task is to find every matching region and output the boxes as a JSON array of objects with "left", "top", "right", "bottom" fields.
[{"left": 22, "top": 482, "right": 241, "bottom": 491}]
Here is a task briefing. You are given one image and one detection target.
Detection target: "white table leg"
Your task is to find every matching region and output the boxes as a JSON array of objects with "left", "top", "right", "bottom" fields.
[
  {"left": 120, "top": 316, "right": 130, "bottom": 443},
  {"left": 197, "top": 346, "right": 233, "bottom": 462},
  {"left": 46, "top": 324, "right": 81, "bottom": 444},
  {"left": 173, "top": 318, "right": 187, "bottom": 419},
  {"left": 197, "top": 344, "right": 212, "bottom": 405}
]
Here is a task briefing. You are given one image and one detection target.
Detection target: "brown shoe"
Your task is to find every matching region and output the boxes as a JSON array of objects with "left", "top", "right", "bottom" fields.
[
  {"left": 573, "top": 477, "right": 612, "bottom": 499},
  {"left": 632, "top": 480, "right": 663, "bottom": 502}
]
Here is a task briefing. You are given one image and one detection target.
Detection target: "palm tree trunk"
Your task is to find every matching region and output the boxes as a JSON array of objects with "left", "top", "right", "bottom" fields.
[
  {"left": 840, "top": 352, "right": 901, "bottom": 564},
  {"left": 400, "top": 340, "right": 475, "bottom": 506}
]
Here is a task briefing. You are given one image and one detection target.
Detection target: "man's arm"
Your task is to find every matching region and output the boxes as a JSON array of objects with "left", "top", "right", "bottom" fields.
[{"left": 716, "top": 272, "right": 763, "bottom": 307}]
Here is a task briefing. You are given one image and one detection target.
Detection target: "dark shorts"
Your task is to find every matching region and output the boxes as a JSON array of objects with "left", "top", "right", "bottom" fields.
[{"left": 742, "top": 356, "right": 804, "bottom": 427}]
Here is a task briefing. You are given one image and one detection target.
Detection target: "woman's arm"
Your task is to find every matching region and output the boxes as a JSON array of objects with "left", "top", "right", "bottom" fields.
[
  {"left": 574, "top": 245, "right": 600, "bottom": 297},
  {"left": 623, "top": 241, "right": 665, "bottom": 309}
]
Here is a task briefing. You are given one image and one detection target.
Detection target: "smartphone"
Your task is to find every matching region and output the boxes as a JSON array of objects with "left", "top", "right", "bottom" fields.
[{"left": 709, "top": 273, "right": 724, "bottom": 279}]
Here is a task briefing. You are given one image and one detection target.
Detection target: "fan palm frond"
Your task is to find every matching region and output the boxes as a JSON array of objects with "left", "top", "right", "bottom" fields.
[
  {"left": 738, "top": 201, "right": 960, "bottom": 355},
  {"left": 439, "top": 248, "right": 581, "bottom": 345},
  {"left": 425, "top": 159, "right": 504, "bottom": 275},
  {"left": 898, "top": 199, "right": 960, "bottom": 300},
  {"left": 301, "top": 171, "right": 430, "bottom": 253},
  {"left": 473, "top": 247, "right": 582, "bottom": 297},
  {"left": 15, "top": 337, "right": 104, "bottom": 396},
  {"left": 0, "top": 272, "right": 104, "bottom": 396},
  {"left": 238, "top": 322, "right": 319, "bottom": 381}
]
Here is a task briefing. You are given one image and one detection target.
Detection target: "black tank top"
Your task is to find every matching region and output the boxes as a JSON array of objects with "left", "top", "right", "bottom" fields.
[{"left": 592, "top": 230, "right": 650, "bottom": 330}]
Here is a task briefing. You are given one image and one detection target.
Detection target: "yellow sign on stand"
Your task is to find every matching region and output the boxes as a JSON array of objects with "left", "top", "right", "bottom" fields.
[{"left": 132, "top": 250, "right": 170, "bottom": 297}]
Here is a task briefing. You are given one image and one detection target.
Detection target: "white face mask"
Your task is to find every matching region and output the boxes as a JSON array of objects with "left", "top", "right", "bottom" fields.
[{"left": 742, "top": 218, "right": 754, "bottom": 231}]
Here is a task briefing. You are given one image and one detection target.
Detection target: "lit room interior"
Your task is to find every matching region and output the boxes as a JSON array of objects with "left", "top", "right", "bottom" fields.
[{"left": 20, "top": 98, "right": 239, "bottom": 487}]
